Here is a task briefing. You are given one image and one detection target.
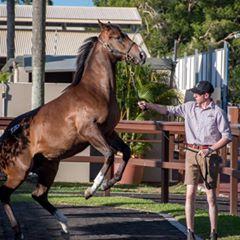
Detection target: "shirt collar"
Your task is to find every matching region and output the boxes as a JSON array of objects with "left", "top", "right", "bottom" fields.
[{"left": 195, "top": 100, "right": 215, "bottom": 109}]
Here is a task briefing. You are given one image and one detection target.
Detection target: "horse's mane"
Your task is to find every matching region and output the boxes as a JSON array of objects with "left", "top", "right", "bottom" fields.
[{"left": 71, "top": 36, "right": 98, "bottom": 87}]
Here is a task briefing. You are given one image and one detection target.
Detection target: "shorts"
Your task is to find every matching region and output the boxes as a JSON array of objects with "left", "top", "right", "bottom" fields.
[{"left": 184, "top": 149, "right": 221, "bottom": 189}]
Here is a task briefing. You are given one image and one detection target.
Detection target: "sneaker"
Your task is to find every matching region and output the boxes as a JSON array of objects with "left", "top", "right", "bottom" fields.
[
  {"left": 210, "top": 230, "right": 218, "bottom": 240},
  {"left": 187, "top": 229, "right": 196, "bottom": 240}
]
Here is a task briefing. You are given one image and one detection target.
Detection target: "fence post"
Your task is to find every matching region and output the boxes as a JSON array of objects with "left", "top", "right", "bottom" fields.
[
  {"left": 230, "top": 135, "right": 238, "bottom": 215},
  {"left": 161, "top": 130, "right": 169, "bottom": 203}
]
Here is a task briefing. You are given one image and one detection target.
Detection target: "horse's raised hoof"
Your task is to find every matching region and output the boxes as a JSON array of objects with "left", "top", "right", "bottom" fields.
[
  {"left": 101, "top": 180, "right": 109, "bottom": 191},
  {"left": 84, "top": 188, "right": 93, "bottom": 200}
]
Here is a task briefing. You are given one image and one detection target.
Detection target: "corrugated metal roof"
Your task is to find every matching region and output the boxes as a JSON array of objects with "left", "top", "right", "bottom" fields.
[
  {"left": 0, "top": 29, "right": 150, "bottom": 57},
  {"left": 0, "top": 5, "right": 142, "bottom": 25},
  {"left": 23, "top": 55, "right": 76, "bottom": 72},
  {"left": 22, "top": 55, "right": 155, "bottom": 73}
]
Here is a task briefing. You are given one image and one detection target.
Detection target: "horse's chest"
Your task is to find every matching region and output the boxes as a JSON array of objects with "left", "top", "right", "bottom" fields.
[
  {"left": 107, "top": 105, "right": 120, "bottom": 124},
  {"left": 98, "top": 104, "right": 119, "bottom": 133}
]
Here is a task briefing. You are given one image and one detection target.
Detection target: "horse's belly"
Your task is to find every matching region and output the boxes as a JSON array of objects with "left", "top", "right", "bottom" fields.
[{"left": 41, "top": 141, "right": 89, "bottom": 160}]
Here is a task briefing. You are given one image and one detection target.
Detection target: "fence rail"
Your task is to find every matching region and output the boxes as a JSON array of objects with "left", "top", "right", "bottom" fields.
[{"left": 0, "top": 118, "right": 239, "bottom": 215}]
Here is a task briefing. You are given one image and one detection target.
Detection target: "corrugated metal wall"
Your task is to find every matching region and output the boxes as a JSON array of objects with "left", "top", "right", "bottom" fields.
[
  {"left": 175, "top": 46, "right": 228, "bottom": 90},
  {"left": 174, "top": 43, "right": 229, "bottom": 110}
]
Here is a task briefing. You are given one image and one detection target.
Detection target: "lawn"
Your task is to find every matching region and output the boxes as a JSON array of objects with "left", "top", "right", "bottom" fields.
[{"left": 7, "top": 182, "right": 240, "bottom": 240}]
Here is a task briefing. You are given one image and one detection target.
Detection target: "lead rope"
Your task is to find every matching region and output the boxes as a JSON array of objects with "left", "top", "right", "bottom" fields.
[
  {"left": 161, "top": 132, "right": 212, "bottom": 189},
  {"left": 130, "top": 69, "right": 141, "bottom": 102}
]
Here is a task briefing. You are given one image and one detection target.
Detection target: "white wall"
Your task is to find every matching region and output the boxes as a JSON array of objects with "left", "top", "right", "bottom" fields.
[{"left": 0, "top": 82, "right": 90, "bottom": 182}]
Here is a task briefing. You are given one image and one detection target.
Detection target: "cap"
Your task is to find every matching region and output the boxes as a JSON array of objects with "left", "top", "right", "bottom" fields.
[{"left": 190, "top": 81, "right": 214, "bottom": 95}]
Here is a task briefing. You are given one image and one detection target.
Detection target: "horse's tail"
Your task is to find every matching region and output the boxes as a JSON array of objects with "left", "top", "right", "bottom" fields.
[{"left": 0, "top": 108, "right": 40, "bottom": 172}]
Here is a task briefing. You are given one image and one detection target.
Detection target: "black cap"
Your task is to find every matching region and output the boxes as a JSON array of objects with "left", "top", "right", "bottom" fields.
[{"left": 190, "top": 81, "right": 214, "bottom": 95}]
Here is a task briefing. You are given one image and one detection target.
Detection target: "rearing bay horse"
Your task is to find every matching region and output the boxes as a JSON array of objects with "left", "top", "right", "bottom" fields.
[{"left": 0, "top": 21, "right": 146, "bottom": 239}]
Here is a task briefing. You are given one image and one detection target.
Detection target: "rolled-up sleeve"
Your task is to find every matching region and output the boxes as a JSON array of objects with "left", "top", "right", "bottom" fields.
[
  {"left": 216, "top": 110, "right": 232, "bottom": 141},
  {"left": 167, "top": 104, "right": 186, "bottom": 117}
]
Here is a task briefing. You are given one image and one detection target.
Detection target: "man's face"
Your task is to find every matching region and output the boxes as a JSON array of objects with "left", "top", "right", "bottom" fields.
[{"left": 193, "top": 92, "right": 210, "bottom": 104}]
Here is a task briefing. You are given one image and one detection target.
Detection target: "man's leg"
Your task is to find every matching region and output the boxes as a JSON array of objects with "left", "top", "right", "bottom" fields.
[
  {"left": 205, "top": 188, "right": 218, "bottom": 232},
  {"left": 185, "top": 184, "right": 198, "bottom": 231}
]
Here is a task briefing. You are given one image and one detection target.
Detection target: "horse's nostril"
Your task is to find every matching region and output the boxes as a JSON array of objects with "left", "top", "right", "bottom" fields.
[
  {"left": 140, "top": 51, "right": 145, "bottom": 58},
  {"left": 139, "top": 51, "right": 146, "bottom": 63}
]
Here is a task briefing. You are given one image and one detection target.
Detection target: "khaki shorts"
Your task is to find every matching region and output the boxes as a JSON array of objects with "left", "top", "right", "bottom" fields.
[{"left": 184, "top": 149, "right": 221, "bottom": 189}]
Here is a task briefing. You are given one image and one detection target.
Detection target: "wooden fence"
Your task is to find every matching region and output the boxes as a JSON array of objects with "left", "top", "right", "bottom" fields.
[{"left": 0, "top": 118, "right": 239, "bottom": 215}]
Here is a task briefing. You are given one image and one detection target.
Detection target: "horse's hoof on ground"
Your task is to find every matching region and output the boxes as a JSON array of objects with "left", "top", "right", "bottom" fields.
[
  {"left": 61, "top": 230, "right": 70, "bottom": 240},
  {"left": 15, "top": 232, "right": 24, "bottom": 240},
  {"left": 84, "top": 188, "right": 93, "bottom": 200}
]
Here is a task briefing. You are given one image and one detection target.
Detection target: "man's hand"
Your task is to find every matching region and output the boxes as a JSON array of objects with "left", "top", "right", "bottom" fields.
[
  {"left": 198, "top": 149, "right": 211, "bottom": 158},
  {"left": 138, "top": 101, "right": 149, "bottom": 111}
]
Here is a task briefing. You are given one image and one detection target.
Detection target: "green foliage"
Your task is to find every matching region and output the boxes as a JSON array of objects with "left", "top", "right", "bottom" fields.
[
  {"left": 116, "top": 62, "right": 179, "bottom": 157},
  {"left": 229, "top": 65, "right": 240, "bottom": 105},
  {"left": 94, "top": 0, "right": 240, "bottom": 104},
  {"left": 0, "top": 71, "right": 10, "bottom": 83},
  {"left": 116, "top": 63, "right": 178, "bottom": 121}
]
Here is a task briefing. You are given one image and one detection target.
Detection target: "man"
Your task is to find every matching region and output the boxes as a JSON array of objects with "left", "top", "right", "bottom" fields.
[{"left": 138, "top": 81, "right": 232, "bottom": 240}]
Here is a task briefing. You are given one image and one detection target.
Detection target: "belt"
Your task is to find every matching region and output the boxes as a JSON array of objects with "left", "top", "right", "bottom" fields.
[{"left": 186, "top": 144, "right": 210, "bottom": 150}]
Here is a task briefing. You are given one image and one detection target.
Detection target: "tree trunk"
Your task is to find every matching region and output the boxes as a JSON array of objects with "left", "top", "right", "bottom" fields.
[
  {"left": 7, "top": 0, "right": 15, "bottom": 61},
  {"left": 31, "top": 0, "right": 46, "bottom": 109}
]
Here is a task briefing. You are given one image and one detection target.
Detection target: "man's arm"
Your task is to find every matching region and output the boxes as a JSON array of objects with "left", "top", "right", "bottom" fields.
[
  {"left": 138, "top": 101, "right": 168, "bottom": 114},
  {"left": 210, "top": 137, "right": 231, "bottom": 152},
  {"left": 198, "top": 137, "right": 231, "bottom": 158}
]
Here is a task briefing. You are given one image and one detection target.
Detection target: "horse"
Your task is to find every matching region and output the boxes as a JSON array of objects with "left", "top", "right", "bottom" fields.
[{"left": 0, "top": 20, "right": 146, "bottom": 239}]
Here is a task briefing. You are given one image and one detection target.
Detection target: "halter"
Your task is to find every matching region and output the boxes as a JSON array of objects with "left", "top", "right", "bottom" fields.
[{"left": 98, "top": 38, "right": 135, "bottom": 62}]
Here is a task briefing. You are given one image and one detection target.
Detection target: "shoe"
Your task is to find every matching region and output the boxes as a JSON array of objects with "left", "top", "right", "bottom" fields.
[
  {"left": 187, "top": 229, "right": 196, "bottom": 240},
  {"left": 210, "top": 230, "right": 218, "bottom": 240}
]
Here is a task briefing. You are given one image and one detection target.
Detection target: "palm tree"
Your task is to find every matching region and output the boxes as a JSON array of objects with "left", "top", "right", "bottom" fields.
[
  {"left": 116, "top": 62, "right": 180, "bottom": 157},
  {"left": 31, "top": 0, "right": 46, "bottom": 109}
]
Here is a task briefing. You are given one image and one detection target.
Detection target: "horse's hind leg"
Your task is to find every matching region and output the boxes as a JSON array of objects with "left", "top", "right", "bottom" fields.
[
  {"left": 31, "top": 158, "right": 69, "bottom": 234},
  {"left": 101, "top": 131, "right": 131, "bottom": 191},
  {"left": 0, "top": 167, "right": 28, "bottom": 240}
]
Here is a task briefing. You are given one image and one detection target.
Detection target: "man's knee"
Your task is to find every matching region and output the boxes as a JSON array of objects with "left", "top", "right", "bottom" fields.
[
  {"left": 206, "top": 192, "right": 217, "bottom": 207},
  {"left": 186, "top": 185, "right": 197, "bottom": 201}
]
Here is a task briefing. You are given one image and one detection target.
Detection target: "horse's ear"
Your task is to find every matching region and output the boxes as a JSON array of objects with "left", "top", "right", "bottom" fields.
[
  {"left": 98, "top": 20, "right": 106, "bottom": 30},
  {"left": 98, "top": 19, "right": 111, "bottom": 31}
]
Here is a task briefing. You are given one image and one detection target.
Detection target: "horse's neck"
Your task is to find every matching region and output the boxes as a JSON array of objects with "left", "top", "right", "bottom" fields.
[{"left": 81, "top": 45, "right": 117, "bottom": 98}]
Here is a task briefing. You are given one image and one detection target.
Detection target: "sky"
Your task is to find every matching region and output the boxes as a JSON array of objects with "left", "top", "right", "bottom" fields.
[{"left": 52, "top": 0, "right": 94, "bottom": 6}]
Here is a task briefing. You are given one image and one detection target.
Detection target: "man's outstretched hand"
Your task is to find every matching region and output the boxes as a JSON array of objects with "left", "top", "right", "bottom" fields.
[{"left": 138, "top": 101, "right": 148, "bottom": 111}]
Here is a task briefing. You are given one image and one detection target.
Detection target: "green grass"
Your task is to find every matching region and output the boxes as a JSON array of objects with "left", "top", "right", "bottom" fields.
[
  {"left": 14, "top": 181, "right": 189, "bottom": 195},
  {"left": 6, "top": 182, "right": 240, "bottom": 240}
]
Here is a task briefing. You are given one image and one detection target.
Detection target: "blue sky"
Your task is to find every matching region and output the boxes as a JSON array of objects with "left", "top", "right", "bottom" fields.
[{"left": 53, "top": 0, "right": 94, "bottom": 6}]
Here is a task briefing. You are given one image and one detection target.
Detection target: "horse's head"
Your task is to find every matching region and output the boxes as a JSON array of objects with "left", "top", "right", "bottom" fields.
[{"left": 98, "top": 20, "right": 146, "bottom": 65}]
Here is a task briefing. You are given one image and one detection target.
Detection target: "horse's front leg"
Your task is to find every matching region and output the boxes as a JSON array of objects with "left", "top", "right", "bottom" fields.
[
  {"left": 83, "top": 124, "right": 115, "bottom": 199},
  {"left": 101, "top": 131, "right": 131, "bottom": 191}
]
